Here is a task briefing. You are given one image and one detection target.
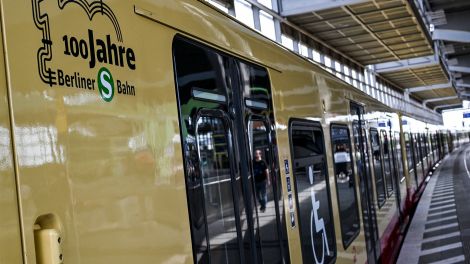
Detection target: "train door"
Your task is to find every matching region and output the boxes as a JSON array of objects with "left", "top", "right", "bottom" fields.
[
  {"left": 173, "top": 37, "right": 288, "bottom": 264},
  {"left": 350, "top": 103, "right": 380, "bottom": 263},
  {"left": 289, "top": 120, "right": 337, "bottom": 264}
]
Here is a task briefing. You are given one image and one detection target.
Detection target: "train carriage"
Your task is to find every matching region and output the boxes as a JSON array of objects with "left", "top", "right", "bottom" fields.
[{"left": 0, "top": 1, "right": 461, "bottom": 264}]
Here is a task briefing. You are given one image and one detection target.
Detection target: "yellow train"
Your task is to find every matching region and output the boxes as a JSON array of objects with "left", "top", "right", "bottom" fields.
[{"left": 0, "top": 0, "right": 468, "bottom": 263}]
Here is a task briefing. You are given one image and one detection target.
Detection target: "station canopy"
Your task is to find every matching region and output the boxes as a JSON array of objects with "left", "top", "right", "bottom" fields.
[{"left": 280, "top": 0, "right": 462, "bottom": 111}]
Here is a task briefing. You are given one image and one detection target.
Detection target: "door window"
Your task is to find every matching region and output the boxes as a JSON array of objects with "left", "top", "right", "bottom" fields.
[
  {"left": 247, "top": 118, "right": 283, "bottom": 263},
  {"left": 197, "top": 116, "right": 241, "bottom": 263}
]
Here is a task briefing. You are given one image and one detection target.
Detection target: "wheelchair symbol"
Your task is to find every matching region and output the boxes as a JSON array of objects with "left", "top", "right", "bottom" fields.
[{"left": 309, "top": 166, "right": 331, "bottom": 264}]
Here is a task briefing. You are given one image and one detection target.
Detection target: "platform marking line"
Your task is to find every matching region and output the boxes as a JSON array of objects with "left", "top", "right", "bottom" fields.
[
  {"left": 436, "top": 180, "right": 454, "bottom": 183},
  {"left": 424, "top": 222, "right": 459, "bottom": 233},
  {"left": 432, "top": 193, "right": 455, "bottom": 198},
  {"left": 432, "top": 190, "right": 454, "bottom": 195},
  {"left": 431, "top": 195, "right": 455, "bottom": 202},
  {"left": 427, "top": 208, "right": 457, "bottom": 217},
  {"left": 433, "top": 186, "right": 454, "bottom": 193},
  {"left": 434, "top": 186, "right": 454, "bottom": 190},
  {"left": 428, "top": 203, "right": 455, "bottom": 213},
  {"left": 420, "top": 241, "right": 462, "bottom": 256},
  {"left": 434, "top": 184, "right": 454, "bottom": 188},
  {"left": 422, "top": 231, "right": 461, "bottom": 243},
  {"left": 430, "top": 200, "right": 456, "bottom": 207},
  {"left": 436, "top": 181, "right": 454, "bottom": 184},
  {"left": 434, "top": 185, "right": 454, "bottom": 190},
  {"left": 426, "top": 215, "right": 458, "bottom": 224},
  {"left": 433, "top": 190, "right": 454, "bottom": 194},
  {"left": 427, "top": 255, "right": 465, "bottom": 264}
]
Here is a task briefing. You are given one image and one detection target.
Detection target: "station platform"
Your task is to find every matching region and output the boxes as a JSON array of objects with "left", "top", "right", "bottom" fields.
[{"left": 398, "top": 144, "right": 470, "bottom": 264}]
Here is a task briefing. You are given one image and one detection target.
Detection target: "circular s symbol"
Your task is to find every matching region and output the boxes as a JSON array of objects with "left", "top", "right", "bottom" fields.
[{"left": 97, "top": 67, "right": 114, "bottom": 102}]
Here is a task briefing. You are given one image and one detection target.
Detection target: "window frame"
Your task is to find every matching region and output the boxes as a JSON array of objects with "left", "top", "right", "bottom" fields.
[{"left": 330, "top": 123, "right": 360, "bottom": 249}]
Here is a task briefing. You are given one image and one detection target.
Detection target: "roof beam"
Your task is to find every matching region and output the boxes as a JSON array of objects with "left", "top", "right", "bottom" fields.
[
  {"left": 280, "top": 0, "right": 370, "bottom": 17},
  {"left": 456, "top": 81, "right": 470, "bottom": 88},
  {"left": 424, "top": 96, "right": 458, "bottom": 105},
  {"left": 373, "top": 55, "right": 439, "bottom": 73},
  {"left": 449, "top": 66, "right": 470, "bottom": 74},
  {"left": 405, "top": 82, "right": 452, "bottom": 93},
  {"left": 432, "top": 29, "right": 470, "bottom": 43},
  {"left": 434, "top": 103, "right": 462, "bottom": 111}
]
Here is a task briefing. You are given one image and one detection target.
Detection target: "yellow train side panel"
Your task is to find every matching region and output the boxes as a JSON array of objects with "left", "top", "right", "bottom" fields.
[{"left": 1, "top": 0, "right": 192, "bottom": 263}]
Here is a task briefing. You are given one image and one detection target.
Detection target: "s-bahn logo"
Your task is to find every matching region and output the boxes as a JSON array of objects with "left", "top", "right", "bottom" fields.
[{"left": 32, "top": 0, "right": 136, "bottom": 102}]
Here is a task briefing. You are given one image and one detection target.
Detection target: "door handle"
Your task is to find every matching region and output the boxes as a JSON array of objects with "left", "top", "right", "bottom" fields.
[{"left": 34, "top": 214, "right": 64, "bottom": 264}]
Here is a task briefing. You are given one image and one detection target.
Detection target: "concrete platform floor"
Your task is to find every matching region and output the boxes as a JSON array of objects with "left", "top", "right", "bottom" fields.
[{"left": 398, "top": 144, "right": 470, "bottom": 264}]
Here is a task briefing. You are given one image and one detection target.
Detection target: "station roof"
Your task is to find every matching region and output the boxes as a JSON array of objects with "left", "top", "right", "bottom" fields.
[
  {"left": 279, "top": 0, "right": 461, "bottom": 112},
  {"left": 284, "top": 1, "right": 432, "bottom": 65},
  {"left": 208, "top": 0, "right": 469, "bottom": 118}
]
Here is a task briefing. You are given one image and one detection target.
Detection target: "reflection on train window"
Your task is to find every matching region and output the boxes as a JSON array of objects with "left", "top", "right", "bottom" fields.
[
  {"left": 370, "top": 129, "right": 386, "bottom": 208},
  {"left": 420, "top": 134, "right": 428, "bottom": 174},
  {"left": 380, "top": 130, "right": 394, "bottom": 196},
  {"left": 420, "top": 134, "right": 427, "bottom": 162},
  {"left": 247, "top": 118, "right": 283, "bottom": 263},
  {"left": 394, "top": 132, "right": 404, "bottom": 182},
  {"left": 239, "top": 62, "right": 270, "bottom": 107},
  {"left": 196, "top": 116, "right": 240, "bottom": 264},
  {"left": 289, "top": 120, "right": 336, "bottom": 264},
  {"left": 330, "top": 125, "right": 360, "bottom": 248},
  {"left": 404, "top": 133, "right": 415, "bottom": 174},
  {"left": 413, "top": 134, "right": 423, "bottom": 184},
  {"left": 173, "top": 38, "right": 230, "bottom": 105}
]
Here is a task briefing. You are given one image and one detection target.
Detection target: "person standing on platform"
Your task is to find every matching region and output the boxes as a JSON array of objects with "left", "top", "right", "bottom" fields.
[{"left": 253, "top": 149, "right": 270, "bottom": 212}]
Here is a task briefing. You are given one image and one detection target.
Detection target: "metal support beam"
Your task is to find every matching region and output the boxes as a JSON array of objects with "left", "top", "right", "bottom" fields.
[
  {"left": 423, "top": 96, "right": 458, "bottom": 105},
  {"left": 456, "top": 81, "right": 470, "bottom": 88},
  {"left": 434, "top": 103, "right": 462, "bottom": 111},
  {"left": 432, "top": 29, "right": 470, "bottom": 43},
  {"left": 405, "top": 82, "right": 452, "bottom": 93},
  {"left": 280, "top": 0, "right": 370, "bottom": 17},
  {"left": 252, "top": 4, "right": 261, "bottom": 31},
  {"left": 449, "top": 66, "right": 470, "bottom": 74},
  {"left": 373, "top": 55, "right": 439, "bottom": 73}
]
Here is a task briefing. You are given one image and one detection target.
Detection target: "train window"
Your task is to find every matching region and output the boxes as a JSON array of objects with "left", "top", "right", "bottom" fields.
[
  {"left": 404, "top": 133, "right": 417, "bottom": 188},
  {"left": 370, "top": 129, "right": 386, "bottom": 208},
  {"left": 239, "top": 62, "right": 270, "bottom": 109},
  {"left": 289, "top": 120, "right": 336, "bottom": 264},
  {"left": 330, "top": 125, "right": 360, "bottom": 248},
  {"left": 380, "top": 130, "right": 394, "bottom": 196},
  {"left": 196, "top": 116, "right": 241, "bottom": 263},
  {"left": 173, "top": 39, "right": 230, "bottom": 102},
  {"left": 420, "top": 134, "right": 427, "bottom": 161},
  {"left": 404, "top": 133, "right": 414, "bottom": 172},
  {"left": 420, "top": 134, "right": 428, "bottom": 174},
  {"left": 394, "top": 132, "right": 404, "bottom": 182},
  {"left": 413, "top": 133, "right": 424, "bottom": 184}
]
